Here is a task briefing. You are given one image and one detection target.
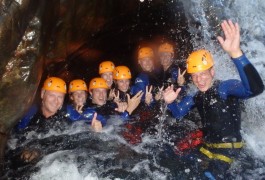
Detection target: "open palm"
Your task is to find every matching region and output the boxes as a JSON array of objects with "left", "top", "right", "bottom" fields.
[{"left": 217, "top": 20, "right": 242, "bottom": 58}]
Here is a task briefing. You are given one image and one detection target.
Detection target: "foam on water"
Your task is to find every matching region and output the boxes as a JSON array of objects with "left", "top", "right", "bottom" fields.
[{"left": 31, "top": 151, "right": 99, "bottom": 180}]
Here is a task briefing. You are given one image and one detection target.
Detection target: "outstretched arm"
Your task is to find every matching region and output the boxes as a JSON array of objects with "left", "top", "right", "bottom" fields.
[
  {"left": 163, "top": 85, "right": 194, "bottom": 119},
  {"left": 217, "top": 20, "right": 264, "bottom": 97}
]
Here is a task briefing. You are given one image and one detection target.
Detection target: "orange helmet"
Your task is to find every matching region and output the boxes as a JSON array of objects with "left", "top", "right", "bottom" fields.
[
  {"left": 99, "top": 61, "right": 115, "bottom": 74},
  {"left": 113, "top": 66, "right": 132, "bottom": 80},
  {"left": 138, "top": 47, "right": 154, "bottom": 60},
  {"left": 68, "top": 79, "right": 88, "bottom": 93},
  {"left": 158, "top": 43, "right": 174, "bottom": 54},
  {"left": 186, "top": 49, "right": 214, "bottom": 73},
  {"left": 89, "top": 77, "right": 109, "bottom": 91},
  {"left": 42, "top": 77, "right": 67, "bottom": 94}
]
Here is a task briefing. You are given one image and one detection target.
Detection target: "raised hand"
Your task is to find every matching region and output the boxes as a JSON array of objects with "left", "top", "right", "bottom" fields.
[
  {"left": 113, "top": 90, "right": 120, "bottom": 103},
  {"left": 115, "top": 101, "right": 128, "bottom": 112},
  {"left": 155, "top": 86, "right": 164, "bottom": 101},
  {"left": 91, "top": 113, "right": 102, "bottom": 132},
  {"left": 177, "top": 69, "right": 186, "bottom": 86},
  {"left": 217, "top": 20, "right": 243, "bottom": 58},
  {"left": 163, "top": 85, "right": 181, "bottom": 104},
  {"left": 145, "top": 85, "right": 153, "bottom": 105},
  {"left": 108, "top": 89, "right": 115, "bottom": 100},
  {"left": 75, "top": 105, "right": 84, "bottom": 114},
  {"left": 126, "top": 91, "right": 143, "bottom": 115}
]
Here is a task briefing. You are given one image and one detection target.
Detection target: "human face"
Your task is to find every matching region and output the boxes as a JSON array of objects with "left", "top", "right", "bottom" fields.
[
  {"left": 41, "top": 90, "right": 65, "bottom": 118},
  {"left": 159, "top": 52, "right": 173, "bottom": 70},
  {"left": 116, "top": 79, "right": 130, "bottom": 92},
  {"left": 191, "top": 68, "right": 214, "bottom": 92},
  {"left": 101, "top": 72, "right": 113, "bottom": 88},
  {"left": 90, "top": 88, "right": 107, "bottom": 106},
  {"left": 138, "top": 57, "right": 154, "bottom": 72},
  {"left": 70, "top": 90, "right": 87, "bottom": 107}
]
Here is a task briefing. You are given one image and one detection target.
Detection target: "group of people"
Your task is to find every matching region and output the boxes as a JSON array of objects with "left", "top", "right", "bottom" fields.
[{"left": 13, "top": 20, "right": 264, "bottom": 179}]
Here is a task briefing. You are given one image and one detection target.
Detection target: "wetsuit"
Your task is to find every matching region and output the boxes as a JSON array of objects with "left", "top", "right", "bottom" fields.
[
  {"left": 131, "top": 70, "right": 161, "bottom": 100},
  {"left": 16, "top": 104, "right": 38, "bottom": 130},
  {"left": 158, "top": 63, "right": 188, "bottom": 98},
  {"left": 114, "top": 89, "right": 130, "bottom": 102},
  {"left": 16, "top": 107, "right": 69, "bottom": 133},
  {"left": 167, "top": 54, "right": 264, "bottom": 177},
  {"left": 65, "top": 104, "right": 106, "bottom": 126},
  {"left": 86, "top": 98, "right": 130, "bottom": 121},
  {"left": 17, "top": 103, "right": 107, "bottom": 130},
  {"left": 158, "top": 63, "right": 179, "bottom": 88}
]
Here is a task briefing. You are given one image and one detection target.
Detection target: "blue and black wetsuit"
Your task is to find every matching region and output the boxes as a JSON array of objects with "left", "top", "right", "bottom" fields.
[
  {"left": 86, "top": 98, "right": 130, "bottom": 122},
  {"left": 167, "top": 54, "right": 264, "bottom": 177},
  {"left": 114, "top": 89, "right": 130, "bottom": 103},
  {"left": 17, "top": 102, "right": 107, "bottom": 131},
  {"left": 168, "top": 54, "right": 264, "bottom": 125},
  {"left": 65, "top": 104, "right": 106, "bottom": 126},
  {"left": 158, "top": 64, "right": 180, "bottom": 88},
  {"left": 131, "top": 70, "right": 161, "bottom": 101},
  {"left": 158, "top": 63, "right": 188, "bottom": 97},
  {"left": 16, "top": 107, "right": 69, "bottom": 133},
  {"left": 16, "top": 104, "right": 38, "bottom": 130}
]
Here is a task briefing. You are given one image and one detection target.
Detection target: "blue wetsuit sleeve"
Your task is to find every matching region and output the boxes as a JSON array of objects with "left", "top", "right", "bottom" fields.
[
  {"left": 120, "top": 111, "right": 130, "bottom": 121},
  {"left": 16, "top": 105, "right": 38, "bottom": 130},
  {"left": 66, "top": 105, "right": 106, "bottom": 126},
  {"left": 131, "top": 73, "right": 148, "bottom": 95},
  {"left": 65, "top": 104, "right": 83, "bottom": 121},
  {"left": 80, "top": 108, "right": 107, "bottom": 126},
  {"left": 218, "top": 80, "right": 250, "bottom": 99},
  {"left": 167, "top": 95, "right": 194, "bottom": 119},
  {"left": 219, "top": 54, "right": 264, "bottom": 99}
]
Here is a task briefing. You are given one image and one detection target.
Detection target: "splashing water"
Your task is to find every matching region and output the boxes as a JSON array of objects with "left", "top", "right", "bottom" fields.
[{"left": 157, "top": 101, "right": 168, "bottom": 139}]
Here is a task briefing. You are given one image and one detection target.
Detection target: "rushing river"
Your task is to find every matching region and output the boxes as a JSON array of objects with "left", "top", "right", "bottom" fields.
[{"left": 4, "top": 0, "right": 265, "bottom": 179}]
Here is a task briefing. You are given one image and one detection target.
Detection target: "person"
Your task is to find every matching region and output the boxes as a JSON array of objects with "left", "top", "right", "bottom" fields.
[
  {"left": 99, "top": 60, "right": 115, "bottom": 88},
  {"left": 113, "top": 66, "right": 143, "bottom": 111},
  {"left": 87, "top": 77, "right": 143, "bottom": 121},
  {"left": 17, "top": 77, "right": 102, "bottom": 163},
  {"left": 66, "top": 79, "right": 106, "bottom": 128},
  {"left": 157, "top": 42, "right": 186, "bottom": 89},
  {"left": 130, "top": 47, "right": 161, "bottom": 104},
  {"left": 114, "top": 65, "right": 160, "bottom": 144},
  {"left": 17, "top": 77, "right": 67, "bottom": 131},
  {"left": 99, "top": 61, "right": 116, "bottom": 100},
  {"left": 16, "top": 77, "right": 68, "bottom": 163},
  {"left": 163, "top": 20, "right": 264, "bottom": 178}
]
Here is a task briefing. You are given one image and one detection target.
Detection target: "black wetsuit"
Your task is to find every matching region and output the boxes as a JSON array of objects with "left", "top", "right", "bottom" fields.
[
  {"left": 158, "top": 64, "right": 180, "bottom": 88},
  {"left": 167, "top": 54, "right": 264, "bottom": 178}
]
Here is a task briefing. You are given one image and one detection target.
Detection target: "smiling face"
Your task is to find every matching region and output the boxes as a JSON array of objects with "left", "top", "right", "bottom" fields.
[
  {"left": 159, "top": 52, "right": 173, "bottom": 70},
  {"left": 191, "top": 68, "right": 214, "bottom": 92},
  {"left": 70, "top": 90, "right": 87, "bottom": 107},
  {"left": 90, "top": 88, "right": 107, "bottom": 106},
  {"left": 138, "top": 57, "right": 154, "bottom": 72},
  {"left": 41, "top": 90, "right": 65, "bottom": 118},
  {"left": 116, "top": 79, "right": 130, "bottom": 92},
  {"left": 101, "top": 72, "right": 113, "bottom": 88}
]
